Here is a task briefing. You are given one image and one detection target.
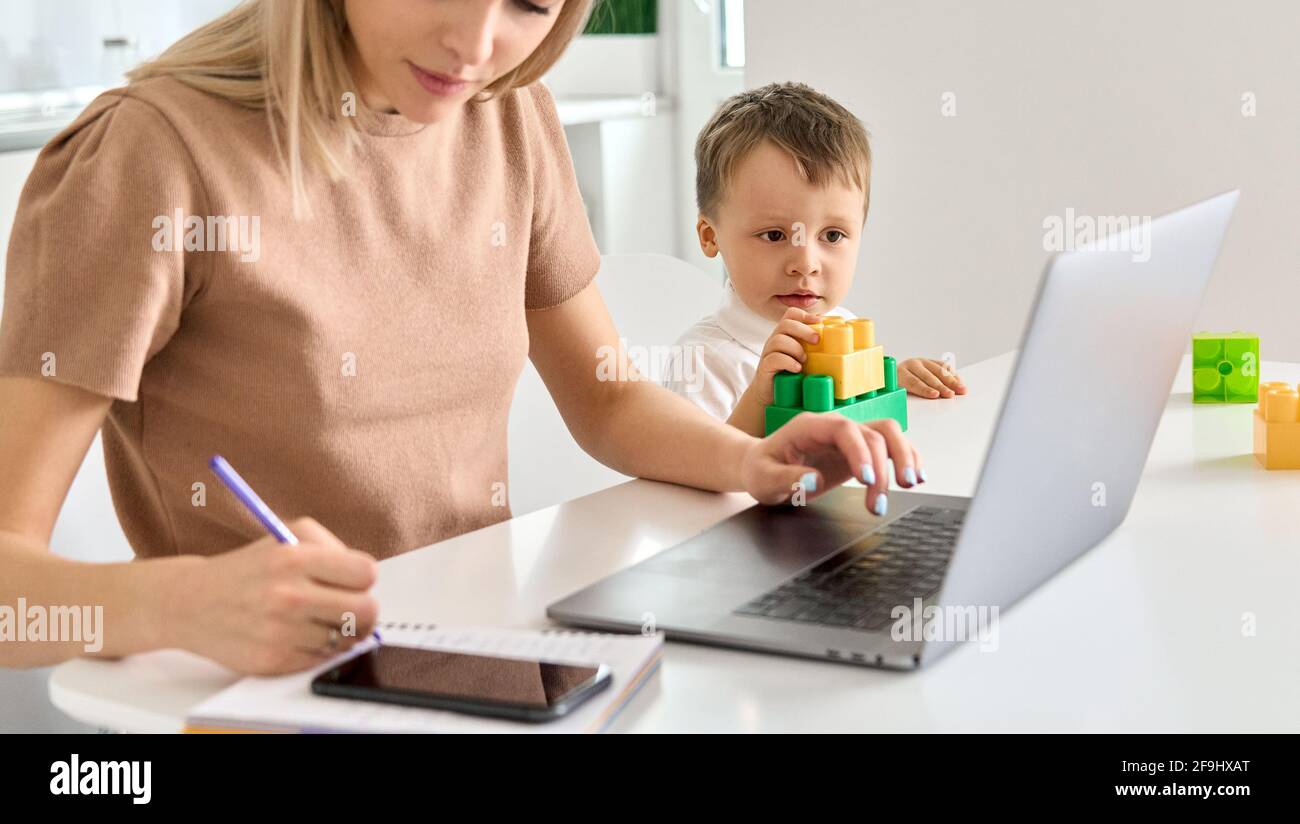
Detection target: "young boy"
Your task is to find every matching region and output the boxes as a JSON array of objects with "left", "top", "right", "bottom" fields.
[{"left": 664, "top": 82, "right": 965, "bottom": 437}]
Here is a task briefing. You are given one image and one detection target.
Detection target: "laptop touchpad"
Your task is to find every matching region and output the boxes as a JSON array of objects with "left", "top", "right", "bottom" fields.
[{"left": 637, "top": 490, "right": 877, "bottom": 584}]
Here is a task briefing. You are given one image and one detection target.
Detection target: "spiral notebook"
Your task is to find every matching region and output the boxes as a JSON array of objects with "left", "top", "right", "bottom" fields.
[{"left": 185, "top": 622, "right": 665, "bottom": 734}]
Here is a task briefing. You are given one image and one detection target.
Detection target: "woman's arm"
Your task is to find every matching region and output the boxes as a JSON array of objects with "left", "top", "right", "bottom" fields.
[
  {"left": 0, "top": 377, "right": 178, "bottom": 666},
  {"left": 0, "top": 377, "right": 379, "bottom": 672},
  {"left": 526, "top": 283, "right": 924, "bottom": 509}
]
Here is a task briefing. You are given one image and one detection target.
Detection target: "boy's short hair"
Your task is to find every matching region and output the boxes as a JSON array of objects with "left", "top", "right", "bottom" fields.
[{"left": 695, "top": 82, "right": 872, "bottom": 220}]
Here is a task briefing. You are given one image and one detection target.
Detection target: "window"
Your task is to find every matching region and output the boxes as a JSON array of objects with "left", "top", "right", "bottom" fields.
[{"left": 720, "top": 0, "right": 745, "bottom": 68}]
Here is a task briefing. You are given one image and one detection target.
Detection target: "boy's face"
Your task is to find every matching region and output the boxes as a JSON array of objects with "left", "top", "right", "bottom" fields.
[{"left": 698, "top": 140, "right": 867, "bottom": 323}]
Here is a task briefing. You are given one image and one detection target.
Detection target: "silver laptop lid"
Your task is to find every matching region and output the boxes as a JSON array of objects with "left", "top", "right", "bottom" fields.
[{"left": 924, "top": 191, "right": 1239, "bottom": 662}]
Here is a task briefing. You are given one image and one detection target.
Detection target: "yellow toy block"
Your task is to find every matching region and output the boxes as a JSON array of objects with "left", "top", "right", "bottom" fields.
[
  {"left": 1253, "top": 382, "right": 1300, "bottom": 469},
  {"left": 802, "top": 316, "right": 885, "bottom": 400}
]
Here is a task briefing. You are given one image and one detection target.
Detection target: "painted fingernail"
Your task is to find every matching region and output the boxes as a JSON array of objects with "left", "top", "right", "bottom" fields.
[
  {"left": 861, "top": 462, "right": 875, "bottom": 485},
  {"left": 873, "top": 493, "right": 889, "bottom": 517},
  {"left": 800, "top": 472, "right": 818, "bottom": 493},
  {"left": 904, "top": 467, "right": 917, "bottom": 486},
  {"left": 919, "top": 468, "right": 928, "bottom": 483}
]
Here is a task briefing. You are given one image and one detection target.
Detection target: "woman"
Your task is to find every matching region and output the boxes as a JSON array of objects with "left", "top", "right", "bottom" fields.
[{"left": 0, "top": 0, "right": 922, "bottom": 674}]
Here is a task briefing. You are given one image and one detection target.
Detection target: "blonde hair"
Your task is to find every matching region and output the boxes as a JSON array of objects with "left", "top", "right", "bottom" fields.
[
  {"left": 695, "top": 82, "right": 872, "bottom": 220},
  {"left": 128, "top": 0, "right": 594, "bottom": 214}
]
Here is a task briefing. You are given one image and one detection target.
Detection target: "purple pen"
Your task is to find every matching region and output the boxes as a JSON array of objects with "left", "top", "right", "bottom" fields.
[
  {"left": 209, "top": 455, "right": 382, "bottom": 645},
  {"left": 209, "top": 455, "right": 298, "bottom": 544}
]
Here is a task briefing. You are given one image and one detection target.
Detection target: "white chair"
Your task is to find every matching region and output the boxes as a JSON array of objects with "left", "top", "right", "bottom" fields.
[{"left": 506, "top": 253, "right": 722, "bottom": 515}]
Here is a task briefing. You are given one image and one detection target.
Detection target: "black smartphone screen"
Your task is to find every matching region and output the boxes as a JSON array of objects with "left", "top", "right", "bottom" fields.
[{"left": 319, "top": 645, "right": 605, "bottom": 711}]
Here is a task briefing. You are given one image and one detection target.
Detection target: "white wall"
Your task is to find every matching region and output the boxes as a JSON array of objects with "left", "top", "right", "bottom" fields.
[
  {"left": 0, "top": 149, "right": 37, "bottom": 278},
  {"left": 661, "top": 0, "right": 745, "bottom": 274},
  {"left": 549, "top": 4, "right": 749, "bottom": 271},
  {"left": 0, "top": 0, "right": 238, "bottom": 91},
  {"left": 745, "top": 0, "right": 1300, "bottom": 368},
  {"left": 545, "top": 34, "right": 681, "bottom": 257}
]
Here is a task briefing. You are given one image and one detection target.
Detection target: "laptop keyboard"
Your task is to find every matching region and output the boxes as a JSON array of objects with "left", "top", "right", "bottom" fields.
[{"left": 733, "top": 506, "right": 965, "bottom": 632}]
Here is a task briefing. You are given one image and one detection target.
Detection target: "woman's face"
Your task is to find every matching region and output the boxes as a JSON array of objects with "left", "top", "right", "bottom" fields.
[{"left": 344, "top": 0, "right": 565, "bottom": 121}]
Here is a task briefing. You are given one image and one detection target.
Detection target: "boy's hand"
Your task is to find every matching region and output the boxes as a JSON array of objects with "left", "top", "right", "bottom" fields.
[
  {"left": 900, "top": 357, "right": 967, "bottom": 399},
  {"left": 750, "top": 308, "right": 823, "bottom": 406}
]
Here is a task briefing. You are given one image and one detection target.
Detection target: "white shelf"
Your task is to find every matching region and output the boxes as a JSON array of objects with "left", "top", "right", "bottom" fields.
[
  {"left": 555, "top": 94, "right": 674, "bottom": 126},
  {"left": 0, "top": 85, "right": 105, "bottom": 153}
]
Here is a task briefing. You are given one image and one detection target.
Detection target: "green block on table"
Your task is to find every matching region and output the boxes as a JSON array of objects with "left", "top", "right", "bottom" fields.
[
  {"left": 765, "top": 358, "right": 908, "bottom": 436},
  {"left": 1192, "top": 331, "right": 1258, "bottom": 403},
  {"left": 765, "top": 387, "right": 908, "bottom": 435}
]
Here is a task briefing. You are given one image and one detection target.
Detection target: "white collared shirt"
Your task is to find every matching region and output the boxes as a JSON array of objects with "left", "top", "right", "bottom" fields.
[{"left": 661, "top": 280, "right": 855, "bottom": 420}]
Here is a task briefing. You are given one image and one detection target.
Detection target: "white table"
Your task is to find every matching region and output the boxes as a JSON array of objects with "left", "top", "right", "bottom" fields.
[{"left": 49, "top": 353, "right": 1300, "bottom": 732}]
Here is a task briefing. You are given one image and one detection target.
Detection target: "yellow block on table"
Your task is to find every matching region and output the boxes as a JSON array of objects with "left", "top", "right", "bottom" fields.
[{"left": 1254, "top": 382, "right": 1300, "bottom": 469}]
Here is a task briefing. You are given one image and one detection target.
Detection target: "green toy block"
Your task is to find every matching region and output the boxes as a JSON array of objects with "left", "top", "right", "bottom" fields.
[
  {"left": 765, "top": 356, "right": 908, "bottom": 436},
  {"left": 1192, "top": 331, "right": 1258, "bottom": 403}
]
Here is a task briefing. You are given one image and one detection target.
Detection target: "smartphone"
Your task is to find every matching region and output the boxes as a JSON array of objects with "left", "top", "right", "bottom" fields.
[{"left": 311, "top": 645, "right": 613, "bottom": 723}]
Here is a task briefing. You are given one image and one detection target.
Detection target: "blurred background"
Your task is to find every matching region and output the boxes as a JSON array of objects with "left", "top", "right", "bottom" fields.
[{"left": 2, "top": 0, "right": 1297, "bottom": 730}]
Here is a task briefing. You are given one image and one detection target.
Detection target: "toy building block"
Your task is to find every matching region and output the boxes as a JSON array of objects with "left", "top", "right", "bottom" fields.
[
  {"left": 1253, "top": 381, "right": 1300, "bottom": 469},
  {"left": 765, "top": 353, "right": 908, "bottom": 436},
  {"left": 803, "top": 316, "right": 885, "bottom": 400},
  {"left": 1192, "top": 331, "right": 1259, "bottom": 403}
]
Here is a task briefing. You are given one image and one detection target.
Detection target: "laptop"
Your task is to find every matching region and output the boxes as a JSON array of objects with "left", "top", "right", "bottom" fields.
[{"left": 547, "top": 191, "right": 1239, "bottom": 670}]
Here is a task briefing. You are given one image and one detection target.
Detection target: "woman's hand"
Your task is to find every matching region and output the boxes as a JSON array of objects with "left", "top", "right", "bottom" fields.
[
  {"left": 168, "top": 518, "right": 380, "bottom": 675},
  {"left": 525, "top": 281, "right": 916, "bottom": 503},
  {"left": 900, "top": 357, "right": 967, "bottom": 398},
  {"left": 739, "top": 413, "right": 923, "bottom": 516}
]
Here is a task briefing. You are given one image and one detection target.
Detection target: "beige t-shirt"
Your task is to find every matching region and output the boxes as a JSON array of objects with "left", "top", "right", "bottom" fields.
[{"left": 0, "top": 77, "right": 600, "bottom": 560}]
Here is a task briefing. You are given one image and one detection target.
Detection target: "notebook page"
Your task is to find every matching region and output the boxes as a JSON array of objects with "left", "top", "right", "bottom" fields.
[{"left": 187, "top": 624, "right": 664, "bottom": 734}]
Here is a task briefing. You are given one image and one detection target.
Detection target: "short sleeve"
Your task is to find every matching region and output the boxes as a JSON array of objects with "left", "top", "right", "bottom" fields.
[
  {"left": 0, "top": 91, "right": 204, "bottom": 401},
  {"left": 661, "top": 337, "right": 749, "bottom": 421},
  {"left": 521, "top": 81, "right": 602, "bottom": 310}
]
